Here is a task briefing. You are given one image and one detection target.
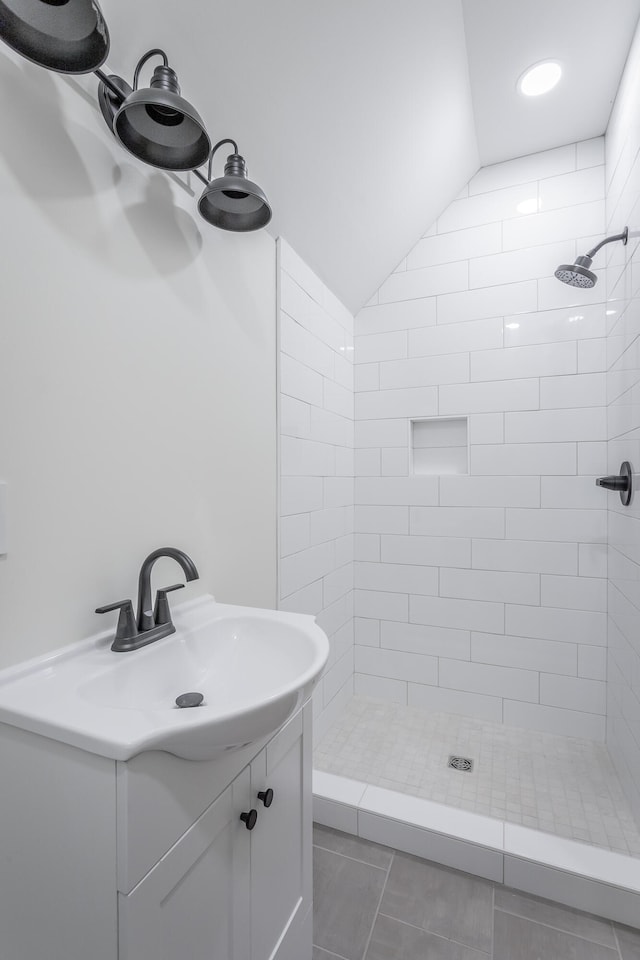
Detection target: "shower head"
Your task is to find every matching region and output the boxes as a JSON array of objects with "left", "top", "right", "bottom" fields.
[
  {"left": 554, "top": 227, "right": 628, "bottom": 289},
  {"left": 554, "top": 256, "right": 597, "bottom": 288}
]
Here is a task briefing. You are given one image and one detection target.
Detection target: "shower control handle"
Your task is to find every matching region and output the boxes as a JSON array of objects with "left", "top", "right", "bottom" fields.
[{"left": 596, "top": 461, "right": 632, "bottom": 506}]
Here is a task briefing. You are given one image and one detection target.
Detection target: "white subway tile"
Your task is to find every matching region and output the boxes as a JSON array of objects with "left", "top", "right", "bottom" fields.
[
  {"left": 468, "top": 413, "right": 504, "bottom": 444},
  {"left": 355, "top": 418, "right": 408, "bottom": 448},
  {"left": 355, "top": 646, "right": 438, "bottom": 685},
  {"left": 355, "top": 297, "right": 437, "bottom": 335},
  {"left": 279, "top": 541, "right": 334, "bottom": 599},
  {"left": 538, "top": 275, "right": 607, "bottom": 311},
  {"left": 578, "top": 338, "right": 607, "bottom": 372},
  {"left": 472, "top": 342, "right": 576, "bottom": 382},
  {"left": 381, "top": 448, "right": 409, "bottom": 476},
  {"left": 335, "top": 446, "right": 354, "bottom": 476},
  {"left": 357, "top": 330, "right": 407, "bottom": 363},
  {"left": 280, "top": 476, "right": 324, "bottom": 515},
  {"left": 280, "top": 436, "right": 335, "bottom": 477},
  {"left": 310, "top": 407, "right": 352, "bottom": 447},
  {"left": 381, "top": 534, "right": 471, "bottom": 568},
  {"left": 324, "top": 380, "right": 353, "bottom": 419},
  {"left": 469, "top": 243, "right": 569, "bottom": 290},
  {"left": 354, "top": 589, "right": 408, "bottom": 621},
  {"left": 440, "top": 476, "right": 539, "bottom": 508},
  {"left": 506, "top": 604, "right": 606, "bottom": 646},
  {"left": 503, "top": 701, "right": 605, "bottom": 740},
  {"left": 540, "top": 373, "right": 606, "bottom": 409},
  {"left": 540, "top": 673, "right": 606, "bottom": 714},
  {"left": 472, "top": 632, "right": 577, "bottom": 675},
  {"left": 354, "top": 448, "right": 380, "bottom": 476},
  {"left": 379, "top": 261, "right": 468, "bottom": 303},
  {"left": 356, "top": 476, "right": 439, "bottom": 506},
  {"left": 577, "top": 138, "right": 605, "bottom": 169},
  {"left": 355, "top": 617, "right": 380, "bottom": 647},
  {"left": 441, "top": 568, "right": 540, "bottom": 605},
  {"left": 407, "top": 223, "right": 502, "bottom": 270},
  {"left": 440, "top": 379, "right": 539, "bottom": 415},
  {"left": 355, "top": 505, "right": 409, "bottom": 534},
  {"left": 323, "top": 286, "right": 353, "bottom": 330},
  {"left": 379, "top": 354, "right": 469, "bottom": 389},
  {"left": 472, "top": 539, "right": 577, "bottom": 576},
  {"left": 470, "top": 442, "right": 577, "bottom": 476},
  {"left": 281, "top": 271, "right": 345, "bottom": 353},
  {"left": 355, "top": 561, "right": 438, "bottom": 596},
  {"left": 505, "top": 408, "right": 607, "bottom": 443},
  {"left": 280, "top": 311, "right": 334, "bottom": 377},
  {"left": 409, "top": 317, "right": 503, "bottom": 357},
  {"left": 410, "top": 594, "right": 504, "bottom": 633},
  {"left": 411, "top": 506, "right": 505, "bottom": 539},
  {"left": 324, "top": 565, "right": 353, "bottom": 606},
  {"left": 540, "top": 476, "right": 603, "bottom": 509},
  {"left": 578, "top": 645, "right": 607, "bottom": 680},
  {"left": 506, "top": 508, "right": 606, "bottom": 542},
  {"left": 578, "top": 543, "right": 608, "bottom": 578},
  {"left": 437, "top": 281, "right": 537, "bottom": 325},
  {"left": 504, "top": 304, "right": 606, "bottom": 347},
  {"left": 280, "top": 514, "right": 310, "bottom": 557},
  {"left": 539, "top": 166, "right": 604, "bottom": 212},
  {"left": 355, "top": 533, "right": 380, "bottom": 561},
  {"left": 279, "top": 239, "right": 324, "bottom": 305},
  {"left": 280, "top": 395, "right": 311, "bottom": 439},
  {"left": 577, "top": 442, "right": 608, "bottom": 475},
  {"left": 309, "top": 507, "right": 349, "bottom": 545},
  {"left": 356, "top": 386, "right": 438, "bottom": 420},
  {"left": 502, "top": 201, "right": 605, "bottom": 251},
  {"left": 439, "top": 658, "right": 539, "bottom": 702},
  {"left": 408, "top": 683, "right": 503, "bottom": 723},
  {"left": 278, "top": 580, "right": 324, "bottom": 615},
  {"left": 324, "top": 477, "right": 354, "bottom": 508},
  {"left": 438, "top": 183, "right": 547, "bottom": 232},
  {"left": 540, "top": 574, "right": 607, "bottom": 613},
  {"left": 354, "top": 363, "right": 380, "bottom": 392},
  {"left": 280, "top": 353, "right": 323, "bottom": 406},
  {"left": 317, "top": 592, "right": 353, "bottom": 637},
  {"left": 335, "top": 534, "right": 354, "bottom": 567},
  {"left": 381, "top": 620, "right": 470, "bottom": 660},
  {"left": 469, "top": 146, "right": 576, "bottom": 195},
  {"left": 354, "top": 673, "right": 407, "bottom": 703}
]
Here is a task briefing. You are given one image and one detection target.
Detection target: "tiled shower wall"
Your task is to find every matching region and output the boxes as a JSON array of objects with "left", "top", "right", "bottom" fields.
[
  {"left": 277, "top": 239, "right": 355, "bottom": 742},
  {"left": 353, "top": 141, "right": 610, "bottom": 740},
  {"left": 605, "top": 22, "right": 640, "bottom": 826}
]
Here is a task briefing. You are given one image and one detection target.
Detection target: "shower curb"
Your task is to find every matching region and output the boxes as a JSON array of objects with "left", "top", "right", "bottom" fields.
[{"left": 313, "top": 769, "right": 640, "bottom": 930}]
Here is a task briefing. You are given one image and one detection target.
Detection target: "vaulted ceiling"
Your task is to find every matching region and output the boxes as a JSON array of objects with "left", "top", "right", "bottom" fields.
[{"left": 94, "top": 1, "right": 640, "bottom": 312}]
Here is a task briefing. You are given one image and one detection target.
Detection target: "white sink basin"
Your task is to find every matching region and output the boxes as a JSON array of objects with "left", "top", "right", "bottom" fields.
[{"left": 0, "top": 595, "right": 329, "bottom": 761}]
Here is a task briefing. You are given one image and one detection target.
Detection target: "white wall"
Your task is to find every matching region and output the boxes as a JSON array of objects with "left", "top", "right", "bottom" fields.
[
  {"left": 277, "top": 240, "right": 355, "bottom": 743},
  {"left": 605, "top": 20, "right": 640, "bottom": 825},
  {"left": 354, "top": 140, "right": 609, "bottom": 739},
  {"left": 0, "top": 49, "right": 277, "bottom": 668}
]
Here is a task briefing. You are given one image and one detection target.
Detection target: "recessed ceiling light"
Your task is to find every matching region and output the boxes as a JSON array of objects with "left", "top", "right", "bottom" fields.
[{"left": 518, "top": 60, "right": 562, "bottom": 97}]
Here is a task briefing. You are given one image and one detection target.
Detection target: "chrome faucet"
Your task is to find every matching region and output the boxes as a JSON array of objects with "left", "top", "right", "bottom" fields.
[{"left": 96, "top": 547, "right": 199, "bottom": 652}]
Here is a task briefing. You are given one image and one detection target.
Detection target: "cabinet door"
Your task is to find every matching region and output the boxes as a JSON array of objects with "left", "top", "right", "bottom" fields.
[
  {"left": 250, "top": 706, "right": 312, "bottom": 960},
  {"left": 119, "top": 769, "right": 251, "bottom": 960}
]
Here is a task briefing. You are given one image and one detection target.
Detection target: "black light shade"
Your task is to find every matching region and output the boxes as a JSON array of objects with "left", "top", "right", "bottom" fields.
[
  {"left": 98, "top": 52, "right": 211, "bottom": 172},
  {"left": 0, "top": 0, "right": 109, "bottom": 73},
  {"left": 198, "top": 152, "right": 272, "bottom": 232}
]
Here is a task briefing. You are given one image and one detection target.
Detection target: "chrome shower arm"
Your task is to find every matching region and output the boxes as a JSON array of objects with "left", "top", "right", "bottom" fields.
[{"left": 586, "top": 227, "right": 629, "bottom": 258}]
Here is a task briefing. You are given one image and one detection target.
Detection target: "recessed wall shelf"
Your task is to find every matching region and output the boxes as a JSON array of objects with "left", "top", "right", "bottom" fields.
[{"left": 411, "top": 417, "right": 468, "bottom": 476}]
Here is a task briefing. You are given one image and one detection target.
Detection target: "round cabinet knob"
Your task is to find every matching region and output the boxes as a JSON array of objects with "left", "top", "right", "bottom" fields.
[
  {"left": 240, "top": 809, "right": 258, "bottom": 831},
  {"left": 257, "top": 788, "right": 274, "bottom": 808}
]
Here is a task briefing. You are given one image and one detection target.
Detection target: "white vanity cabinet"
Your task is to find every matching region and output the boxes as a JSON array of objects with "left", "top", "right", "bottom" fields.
[{"left": 0, "top": 702, "right": 312, "bottom": 960}]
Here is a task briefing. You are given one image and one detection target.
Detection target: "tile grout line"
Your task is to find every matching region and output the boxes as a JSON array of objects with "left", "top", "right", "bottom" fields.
[
  {"left": 312, "top": 841, "right": 390, "bottom": 872},
  {"left": 376, "top": 911, "right": 492, "bottom": 956},
  {"left": 494, "top": 906, "right": 619, "bottom": 951},
  {"left": 612, "top": 922, "right": 624, "bottom": 960},
  {"left": 359, "top": 849, "right": 395, "bottom": 960}
]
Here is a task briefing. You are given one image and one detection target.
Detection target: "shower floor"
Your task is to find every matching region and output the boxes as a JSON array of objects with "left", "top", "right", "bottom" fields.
[{"left": 314, "top": 695, "right": 640, "bottom": 858}]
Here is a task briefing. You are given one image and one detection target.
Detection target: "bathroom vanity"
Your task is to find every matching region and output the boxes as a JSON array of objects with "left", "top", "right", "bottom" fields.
[
  {"left": 0, "top": 701, "right": 312, "bottom": 960},
  {"left": 0, "top": 596, "right": 328, "bottom": 960}
]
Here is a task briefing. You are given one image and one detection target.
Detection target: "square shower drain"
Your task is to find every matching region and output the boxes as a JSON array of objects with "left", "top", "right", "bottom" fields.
[{"left": 448, "top": 755, "right": 474, "bottom": 772}]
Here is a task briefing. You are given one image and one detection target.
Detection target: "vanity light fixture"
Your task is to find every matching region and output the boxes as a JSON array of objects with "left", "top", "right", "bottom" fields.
[
  {"left": 0, "top": 0, "right": 109, "bottom": 73},
  {"left": 518, "top": 60, "right": 562, "bottom": 97},
  {"left": 196, "top": 139, "right": 272, "bottom": 232},
  {"left": 96, "top": 49, "right": 211, "bottom": 171}
]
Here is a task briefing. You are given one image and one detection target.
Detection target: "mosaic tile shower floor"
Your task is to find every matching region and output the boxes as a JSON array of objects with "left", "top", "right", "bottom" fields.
[{"left": 314, "top": 696, "right": 640, "bottom": 857}]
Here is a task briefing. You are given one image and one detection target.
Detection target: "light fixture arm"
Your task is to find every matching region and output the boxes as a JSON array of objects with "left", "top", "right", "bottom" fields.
[
  {"left": 207, "top": 139, "right": 239, "bottom": 180},
  {"left": 133, "top": 48, "right": 168, "bottom": 90},
  {"left": 94, "top": 68, "right": 127, "bottom": 104},
  {"left": 586, "top": 227, "right": 629, "bottom": 259}
]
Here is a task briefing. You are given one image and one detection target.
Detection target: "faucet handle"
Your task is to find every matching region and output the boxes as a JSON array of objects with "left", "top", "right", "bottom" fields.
[
  {"left": 153, "top": 583, "right": 185, "bottom": 626},
  {"left": 95, "top": 600, "right": 138, "bottom": 642}
]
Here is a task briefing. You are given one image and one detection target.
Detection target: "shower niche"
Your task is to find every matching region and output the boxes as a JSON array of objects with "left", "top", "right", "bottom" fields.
[{"left": 411, "top": 417, "right": 468, "bottom": 476}]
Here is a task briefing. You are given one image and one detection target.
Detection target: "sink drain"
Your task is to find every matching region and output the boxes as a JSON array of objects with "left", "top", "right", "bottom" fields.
[
  {"left": 448, "top": 755, "right": 473, "bottom": 772},
  {"left": 175, "top": 692, "right": 204, "bottom": 708}
]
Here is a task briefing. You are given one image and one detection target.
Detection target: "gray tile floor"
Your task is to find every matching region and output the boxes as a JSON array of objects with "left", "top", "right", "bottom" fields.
[{"left": 312, "top": 824, "right": 640, "bottom": 960}]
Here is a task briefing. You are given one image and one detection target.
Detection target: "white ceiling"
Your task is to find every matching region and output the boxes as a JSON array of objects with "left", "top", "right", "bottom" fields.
[{"left": 100, "top": 1, "right": 640, "bottom": 312}]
